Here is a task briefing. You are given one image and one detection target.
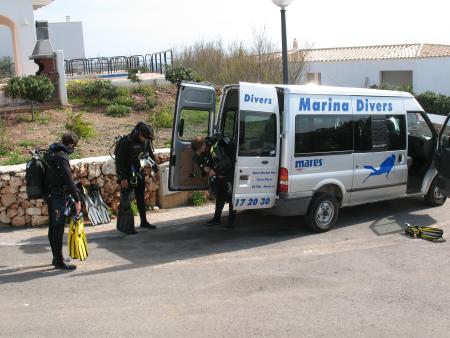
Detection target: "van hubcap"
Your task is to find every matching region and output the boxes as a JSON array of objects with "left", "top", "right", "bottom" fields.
[
  {"left": 434, "top": 186, "right": 444, "bottom": 202},
  {"left": 316, "top": 201, "right": 335, "bottom": 228}
]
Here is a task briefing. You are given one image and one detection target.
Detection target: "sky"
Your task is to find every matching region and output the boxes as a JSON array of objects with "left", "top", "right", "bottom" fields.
[{"left": 33, "top": 0, "right": 450, "bottom": 58}]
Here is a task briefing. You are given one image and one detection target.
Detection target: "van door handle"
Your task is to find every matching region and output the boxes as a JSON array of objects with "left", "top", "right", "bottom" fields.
[
  {"left": 240, "top": 175, "right": 249, "bottom": 180},
  {"left": 399, "top": 154, "right": 403, "bottom": 163},
  {"left": 262, "top": 160, "right": 268, "bottom": 165}
]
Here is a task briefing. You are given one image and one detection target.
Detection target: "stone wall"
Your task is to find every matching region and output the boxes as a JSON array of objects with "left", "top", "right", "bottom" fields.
[{"left": 0, "top": 150, "right": 170, "bottom": 227}]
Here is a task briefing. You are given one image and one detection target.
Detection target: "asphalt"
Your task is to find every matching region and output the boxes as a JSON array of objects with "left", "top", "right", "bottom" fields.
[{"left": 1, "top": 197, "right": 450, "bottom": 337}]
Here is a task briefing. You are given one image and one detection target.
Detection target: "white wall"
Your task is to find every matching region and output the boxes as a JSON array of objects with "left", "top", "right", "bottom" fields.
[
  {"left": 305, "top": 57, "right": 450, "bottom": 96},
  {"left": 48, "top": 21, "right": 85, "bottom": 60},
  {"left": 0, "top": 0, "right": 38, "bottom": 75}
]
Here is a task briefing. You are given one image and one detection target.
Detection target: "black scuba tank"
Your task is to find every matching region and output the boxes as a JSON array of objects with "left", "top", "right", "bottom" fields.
[{"left": 26, "top": 153, "right": 46, "bottom": 199}]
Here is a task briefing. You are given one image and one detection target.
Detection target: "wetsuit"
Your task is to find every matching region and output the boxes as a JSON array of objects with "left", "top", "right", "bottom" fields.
[
  {"left": 44, "top": 143, "right": 80, "bottom": 263},
  {"left": 115, "top": 133, "right": 159, "bottom": 224}
]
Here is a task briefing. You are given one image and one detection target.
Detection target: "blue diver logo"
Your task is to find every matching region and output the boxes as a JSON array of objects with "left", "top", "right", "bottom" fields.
[{"left": 363, "top": 154, "right": 396, "bottom": 183}]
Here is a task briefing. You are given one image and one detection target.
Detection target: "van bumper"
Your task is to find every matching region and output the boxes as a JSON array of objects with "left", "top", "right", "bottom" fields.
[{"left": 266, "top": 193, "right": 312, "bottom": 216}]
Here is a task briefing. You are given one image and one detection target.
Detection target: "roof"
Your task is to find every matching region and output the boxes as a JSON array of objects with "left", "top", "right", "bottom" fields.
[
  {"left": 32, "top": 0, "right": 54, "bottom": 10},
  {"left": 289, "top": 43, "right": 450, "bottom": 63}
]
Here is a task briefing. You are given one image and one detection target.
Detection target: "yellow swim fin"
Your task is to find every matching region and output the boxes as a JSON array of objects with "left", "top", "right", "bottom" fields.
[
  {"left": 68, "top": 217, "right": 79, "bottom": 259},
  {"left": 75, "top": 215, "right": 89, "bottom": 261}
]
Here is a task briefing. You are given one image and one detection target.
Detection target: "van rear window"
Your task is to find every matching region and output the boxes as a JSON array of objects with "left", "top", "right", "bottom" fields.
[{"left": 295, "top": 115, "right": 353, "bottom": 154}]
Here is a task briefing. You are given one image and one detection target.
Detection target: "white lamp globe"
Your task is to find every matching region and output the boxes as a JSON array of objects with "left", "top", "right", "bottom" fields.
[{"left": 272, "top": 0, "right": 294, "bottom": 8}]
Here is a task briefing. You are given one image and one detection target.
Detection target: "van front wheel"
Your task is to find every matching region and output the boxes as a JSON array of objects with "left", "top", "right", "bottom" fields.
[
  {"left": 305, "top": 194, "right": 339, "bottom": 233},
  {"left": 425, "top": 178, "right": 447, "bottom": 207}
]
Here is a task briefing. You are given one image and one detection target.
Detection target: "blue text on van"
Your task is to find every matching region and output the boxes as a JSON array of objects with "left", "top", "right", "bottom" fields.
[
  {"left": 244, "top": 94, "right": 273, "bottom": 105},
  {"left": 295, "top": 159, "right": 323, "bottom": 170},
  {"left": 298, "top": 97, "right": 393, "bottom": 112}
]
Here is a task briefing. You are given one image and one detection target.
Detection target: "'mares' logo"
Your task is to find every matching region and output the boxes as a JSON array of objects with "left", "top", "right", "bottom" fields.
[
  {"left": 295, "top": 159, "right": 323, "bottom": 171},
  {"left": 244, "top": 93, "right": 273, "bottom": 105}
]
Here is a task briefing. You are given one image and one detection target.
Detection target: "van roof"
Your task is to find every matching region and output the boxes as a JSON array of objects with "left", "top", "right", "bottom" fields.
[
  {"left": 275, "top": 85, "right": 414, "bottom": 98},
  {"left": 239, "top": 82, "right": 413, "bottom": 98}
]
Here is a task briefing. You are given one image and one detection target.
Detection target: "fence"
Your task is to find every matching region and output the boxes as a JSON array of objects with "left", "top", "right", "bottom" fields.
[
  {"left": 0, "top": 56, "right": 14, "bottom": 82},
  {"left": 65, "top": 50, "right": 173, "bottom": 77}
]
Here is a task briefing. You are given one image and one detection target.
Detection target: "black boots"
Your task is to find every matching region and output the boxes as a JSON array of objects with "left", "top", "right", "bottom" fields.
[
  {"left": 140, "top": 221, "right": 157, "bottom": 229},
  {"left": 53, "top": 258, "right": 76, "bottom": 270}
]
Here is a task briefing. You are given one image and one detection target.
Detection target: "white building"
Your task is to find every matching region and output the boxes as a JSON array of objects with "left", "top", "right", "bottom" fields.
[
  {"left": 47, "top": 18, "right": 85, "bottom": 60},
  {"left": 294, "top": 43, "right": 450, "bottom": 96},
  {"left": 0, "top": 0, "right": 55, "bottom": 75}
]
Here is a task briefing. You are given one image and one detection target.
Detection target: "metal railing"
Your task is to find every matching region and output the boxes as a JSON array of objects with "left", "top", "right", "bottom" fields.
[{"left": 65, "top": 50, "right": 173, "bottom": 77}]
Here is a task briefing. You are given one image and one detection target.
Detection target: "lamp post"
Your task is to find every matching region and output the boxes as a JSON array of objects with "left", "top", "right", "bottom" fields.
[{"left": 272, "top": 0, "right": 294, "bottom": 84}]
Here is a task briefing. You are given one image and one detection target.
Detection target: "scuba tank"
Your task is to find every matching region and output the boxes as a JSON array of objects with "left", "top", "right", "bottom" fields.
[{"left": 25, "top": 151, "right": 46, "bottom": 199}]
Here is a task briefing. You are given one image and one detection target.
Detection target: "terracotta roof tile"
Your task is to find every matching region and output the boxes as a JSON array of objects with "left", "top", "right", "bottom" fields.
[{"left": 288, "top": 44, "right": 450, "bottom": 62}]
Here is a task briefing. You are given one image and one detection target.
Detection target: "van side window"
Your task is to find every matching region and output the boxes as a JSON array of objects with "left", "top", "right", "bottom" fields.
[
  {"left": 371, "top": 116, "right": 387, "bottom": 151},
  {"left": 295, "top": 115, "right": 353, "bottom": 155},
  {"left": 239, "top": 112, "right": 276, "bottom": 157},
  {"left": 354, "top": 115, "right": 372, "bottom": 152},
  {"left": 386, "top": 115, "right": 406, "bottom": 150}
]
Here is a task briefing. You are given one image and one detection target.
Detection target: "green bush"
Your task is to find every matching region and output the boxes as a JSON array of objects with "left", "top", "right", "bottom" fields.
[
  {"left": 131, "top": 84, "right": 155, "bottom": 97},
  {"left": 416, "top": 91, "right": 450, "bottom": 116},
  {"left": 4, "top": 75, "right": 55, "bottom": 120},
  {"left": 65, "top": 110, "right": 96, "bottom": 139},
  {"left": 116, "top": 87, "right": 130, "bottom": 97},
  {"left": 113, "top": 95, "right": 134, "bottom": 107},
  {"left": 105, "top": 104, "right": 132, "bottom": 117},
  {"left": 67, "top": 79, "right": 117, "bottom": 105},
  {"left": 149, "top": 105, "right": 173, "bottom": 129},
  {"left": 165, "top": 65, "right": 201, "bottom": 84},
  {"left": 191, "top": 191, "right": 206, "bottom": 206},
  {"left": 127, "top": 68, "right": 143, "bottom": 86}
]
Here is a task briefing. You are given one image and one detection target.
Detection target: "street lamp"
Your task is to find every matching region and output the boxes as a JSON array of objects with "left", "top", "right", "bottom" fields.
[{"left": 272, "top": 0, "right": 294, "bottom": 84}]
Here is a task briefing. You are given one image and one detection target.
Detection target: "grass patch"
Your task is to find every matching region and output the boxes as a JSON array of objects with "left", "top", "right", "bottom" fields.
[
  {"left": 148, "top": 105, "right": 173, "bottom": 129},
  {"left": 1, "top": 150, "right": 29, "bottom": 165},
  {"left": 18, "top": 140, "right": 38, "bottom": 148},
  {"left": 191, "top": 191, "right": 206, "bottom": 206}
]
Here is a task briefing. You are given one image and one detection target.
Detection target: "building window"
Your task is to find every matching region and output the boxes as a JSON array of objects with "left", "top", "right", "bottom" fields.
[
  {"left": 305, "top": 72, "right": 321, "bottom": 85},
  {"left": 381, "top": 71, "right": 413, "bottom": 88}
]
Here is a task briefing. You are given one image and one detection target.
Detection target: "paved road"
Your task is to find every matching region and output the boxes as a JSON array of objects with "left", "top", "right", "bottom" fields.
[{"left": 1, "top": 197, "right": 450, "bottom": 337}]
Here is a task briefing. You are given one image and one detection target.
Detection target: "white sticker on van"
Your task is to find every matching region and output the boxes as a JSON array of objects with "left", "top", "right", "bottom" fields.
[{"left": 239, "top": 82, "right": 278, "bottom": 113}]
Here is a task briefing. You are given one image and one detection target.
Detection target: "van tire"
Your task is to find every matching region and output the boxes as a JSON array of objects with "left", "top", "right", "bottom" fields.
[
  {"left": 425, "top": 178, "right": 447, "bottom": 207},
  {"left": 305, "top": 193, "right": 339, "bottom": 233}
]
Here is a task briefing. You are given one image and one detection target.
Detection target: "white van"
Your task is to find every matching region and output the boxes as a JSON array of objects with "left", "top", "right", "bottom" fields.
[{"left": 169, "top": 82, "right": 450, "bottom": 232}]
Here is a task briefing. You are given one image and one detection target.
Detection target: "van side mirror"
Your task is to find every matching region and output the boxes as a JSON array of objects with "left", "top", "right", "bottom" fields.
[{"left": 178, "top": 119, "right": 185, "bottom": 138}]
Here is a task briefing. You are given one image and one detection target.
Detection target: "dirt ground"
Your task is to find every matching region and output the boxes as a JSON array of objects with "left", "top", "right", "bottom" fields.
[{"left": 0, "top": 86, "right": 177, "bottom": 162}]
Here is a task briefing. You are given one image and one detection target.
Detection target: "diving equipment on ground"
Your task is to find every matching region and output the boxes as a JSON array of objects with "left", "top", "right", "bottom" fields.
[{"left": 404, "top": 223, "right": 445, "bottom": 242}]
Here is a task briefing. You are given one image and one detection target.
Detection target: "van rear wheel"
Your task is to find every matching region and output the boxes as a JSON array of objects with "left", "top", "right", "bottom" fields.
[
  {"left": 425, "top": 178, "right": 447, "bottom": 207},
  {"left": 305, "top": 194, "right": 339, "bottom": 233}
]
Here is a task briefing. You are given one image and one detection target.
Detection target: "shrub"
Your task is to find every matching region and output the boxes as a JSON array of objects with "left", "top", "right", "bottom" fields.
[
  {"left": 416, "top": 91, "right": 450, "bottom": 116},
  {"left": 148, "top": 105, "right": 173, "bottom": 129},
  {"left": 127, "top": 68, "right": 143, "bottom": 86},
  {"left": 114, "top": 95, "right": 134, "bottom": 107},
  {"left": 116, "top": 87, "right": 130, "bottom": 97},
  {"left": 131, "top": 84, "right": 155, "bottom": 97},
  {"left": 67, "top": 79, "right": 117, "bottom": 105},
  {"left": 4, "top": 75, "right": 55, "bottom": 120},
  {"left": 105, "top": 104, "right": 132, "bottom": 117},
  {"left": 191, "top": 191, "right": 206, "bottom": 206},
  {"left": 165, "top": 65, "right": 201, "bottom": 84},
  {"left": 65, "top": 110, "right": 96, "bottom": 139}
]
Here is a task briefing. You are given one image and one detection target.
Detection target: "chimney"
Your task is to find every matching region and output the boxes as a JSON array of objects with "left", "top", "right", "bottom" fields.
[
  {"left": 30, "top": 21, "right": 56, "bottom": 59},
  {"left": 293, "top": 38, "right": 299, "bottom": 51},
  {"left": 66, "top": 16, "right": 71, "bottom": 22}
]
